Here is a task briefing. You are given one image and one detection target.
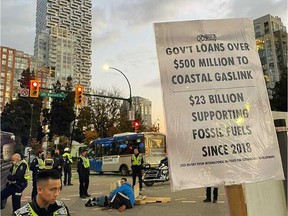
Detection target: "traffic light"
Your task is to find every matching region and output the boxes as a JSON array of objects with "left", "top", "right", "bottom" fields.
[
  {"left": 75, "top": 85, "right": 84, "bottom": 106},
  {"left": 29, "top": 80, "right": 40, "bottom": 97},
  {"left": 132, "top": 120, "right": 140, "bottom": 129}
]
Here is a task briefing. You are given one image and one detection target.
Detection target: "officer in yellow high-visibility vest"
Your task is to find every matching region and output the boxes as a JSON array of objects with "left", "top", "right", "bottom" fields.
[
  {"left": 1, "top": 153, "right": 30, "bottom": 212},
  {"left": 44, "top": 152, "right": 54, "bottom": 169},
  {"left": 62, "top": 148, "right": 73, "bottom": 186},
  {"left": 131, "top": 148, "right": 144, "bottom": 191},
  {"left": 30, "top": 150, "right": 45, "bottom": 199},
  {"left": 77, "top": 147, "right": 90, "bottom": 198}
]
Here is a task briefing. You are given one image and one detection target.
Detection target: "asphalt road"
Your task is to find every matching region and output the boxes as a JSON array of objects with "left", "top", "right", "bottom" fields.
[{"left": 1, "top": 171, "right": 229, "bottom": 216}]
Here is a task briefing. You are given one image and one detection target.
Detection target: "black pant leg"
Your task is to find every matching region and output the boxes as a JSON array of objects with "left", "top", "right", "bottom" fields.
[
  {"left": 63, "top": 167, "right": 68, "bottom": 185},
  {"left": 31, "top": 177, "right": 37, "bottom": 199},
  {"left": 213, "top": 187, "right": 218, "bottom": 200},
  {"left": 137, "top": 169, "right": 142, "bottom": 189},
  {"left": 12, "top": 184, "right": 25, "bottom": 212},
  {"left": 79, "top": 174, "right": 84, "bottom": 196},
  {"left": 67, "top": 165, "right": 72, "bottom": 184},
  {"left": 111, "top": 192, "right": 132, "bottom": 209},
  {"left": 84, "top": 173, "right": 89, "bottom": 195},
  {"left": 206, "top": 187, "right": 211, "bottom": 200},
  {"left": 132, "top": 170, "right": 137, "bottom": 186},
  {"left": 1, "top": 184, "right": 13, "bottom": 201}
]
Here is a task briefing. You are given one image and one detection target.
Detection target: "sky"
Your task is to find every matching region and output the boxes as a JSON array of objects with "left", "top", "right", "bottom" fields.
[{"left": 1, "top": 0, "right": 287, "bottom": 132}]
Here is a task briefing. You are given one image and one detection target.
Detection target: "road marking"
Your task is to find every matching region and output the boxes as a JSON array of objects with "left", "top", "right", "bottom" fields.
[
  {"left": 60, "top": 198, "right": 71, "bottom": 201},
  {"left": 92, "top": 192, "right": 103, "bottom": 195},
  {"left": 175, "top": 198, "right": 187, "bottom": 201},
  {"left": 217, "top": 201, "right": 225, "bottom": 203},
  {"left": 92, "top": 208, "right": 102, "bottom": 211},
  {"left": 66, "top": 194, "right": 80, "bottom": 197},
  {"left": 182, "top": 200, "right": 196, "bottom": 203}
]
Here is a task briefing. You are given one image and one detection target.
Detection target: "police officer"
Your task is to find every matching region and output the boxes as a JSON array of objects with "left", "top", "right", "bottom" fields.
[
  {"left": 131, "top": 148, "right": 144, "bottom": 191},
  {"left": 62, "top": 148, "right": 73, "bottom": 186},
  {"left": 77, "top": 147, "right": 90, "bottom": 198},
  {"left": 13, "top": 169, "right": 70, "bottom": 216},
  {"left": 52, "top": 149, "right": 64, "bottom": 180},
  {"left": 44, "top": 152, "right": 54, "bottom": 169},
  {"left": 1, "top": 153, "right": 30, "bottom": 212},
  {"left": 30, "top": 150, "right": 45, "bottom": 199}
]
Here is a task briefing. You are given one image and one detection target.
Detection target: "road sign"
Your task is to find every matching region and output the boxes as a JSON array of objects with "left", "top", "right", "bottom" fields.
[
  {"left": 20, "top": 88, "right": 29, "bottom": 97},
  {"left": 128, "top": 111, "right": 135, "bottom": 121},
  {"left": 39, "top": 92, "right": 66, "bottom": 98}
]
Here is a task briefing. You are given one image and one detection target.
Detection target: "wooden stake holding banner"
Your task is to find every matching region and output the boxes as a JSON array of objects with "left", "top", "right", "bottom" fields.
[{"left": 225, "top": 185, "right": 247, "bottom": 216}]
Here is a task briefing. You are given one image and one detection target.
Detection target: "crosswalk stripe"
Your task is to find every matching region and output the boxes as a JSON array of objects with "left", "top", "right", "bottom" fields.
[{"left": 175, "top": 198, "right": 186, "bottom": 201}]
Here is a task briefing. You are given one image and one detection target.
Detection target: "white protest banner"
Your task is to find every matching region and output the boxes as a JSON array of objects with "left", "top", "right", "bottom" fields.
[{"left": 154, "top": 18, "right": 284, "bottom": 191}]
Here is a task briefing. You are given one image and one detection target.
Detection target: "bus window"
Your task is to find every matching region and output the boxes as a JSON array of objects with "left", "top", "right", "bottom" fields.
[
  {"left": 103, "top": 143, "right": 112, "bottom": 155},
  {"left": 88, "top": 149, "right": 95, "bottom": 159},
  {"left": 116, "top": 143, "right": 127, "bottom": 155},
  {"left": 110, "top": 142, "right": 118, "bottom": 155},
  {"left": 95, "top": 144, "right": 102, "bottom": 157},
  {"left": 148, "top": 138, "right": 164, "bottom": 148}
]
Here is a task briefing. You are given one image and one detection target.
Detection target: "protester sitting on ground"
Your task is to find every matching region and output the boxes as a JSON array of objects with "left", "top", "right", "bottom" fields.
[{"left": 108, "top": 177, "right": 135, "bottom": 212}]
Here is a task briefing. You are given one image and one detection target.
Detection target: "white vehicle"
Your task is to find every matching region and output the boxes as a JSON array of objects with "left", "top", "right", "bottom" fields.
[{"left": 88, "top": 132, "right": 166, "bottom": 176}]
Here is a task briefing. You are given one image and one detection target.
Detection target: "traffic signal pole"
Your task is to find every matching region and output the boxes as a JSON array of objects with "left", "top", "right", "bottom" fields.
[{"left": 40, "top": 87, "right": 131, "bottom": 104}]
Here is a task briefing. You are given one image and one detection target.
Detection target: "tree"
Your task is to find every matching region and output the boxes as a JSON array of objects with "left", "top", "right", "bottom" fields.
[
  {"left": 84, "top": 130, "right": 99, "bottom": 145},
  {"left": 118, "top": 104, "right": 133, "bottom": 133},
  {"left": 48, "top": 77, "right": 76, "bottom": 139},
  {"left": 89, "top": 88, "right": 123, "bottom": 138},
  {"left": 18, "top": 68, "right": 35, "bottom": 89},
  {"left": 144, "top": 124, "right": 159, "bottom": 132},
  {"left": 133, "top": 111, "right": 147, "bottom": 132},
  {"left": 1, "top": 68, "right": 43, "bottom": 146},
  {"left": 270, "top": 69, "right": 287, "bottom": 111}
]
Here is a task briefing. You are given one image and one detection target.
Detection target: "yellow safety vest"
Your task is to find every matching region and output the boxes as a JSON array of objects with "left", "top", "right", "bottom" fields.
[
  {"left": 63, "top": 152, "right": 73, "bottom": 163},
  {"left": 44, "top": 158, "right": 54, "bottom": 169},
  {"left": 80, "top": 155, "right": 90, "bottom": 168},
  {"left": 132, "top": 154, "right": 142, "bottom": 166},
  {"left": 14, "top": 200, "right": 68, "bottom": 215},
  {"left": 37, "top": 157, "right": 45, "bottom": 170},
  {"left": 12, "top": 160, "right": 31, "bottom": 181}
]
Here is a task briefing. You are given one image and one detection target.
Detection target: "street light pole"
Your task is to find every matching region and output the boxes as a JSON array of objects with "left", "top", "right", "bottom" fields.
[
  {"left": 16, "top": 98, "right": 34, "bottom": 144},
  {"left": 109, "top": 67, "right": 132, "bottom": 110}
]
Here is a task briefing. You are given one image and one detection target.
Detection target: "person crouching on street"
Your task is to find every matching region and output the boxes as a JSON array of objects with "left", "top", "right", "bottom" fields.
[{"left": 108, "top": 178, "right": 135, "bottom": 212}]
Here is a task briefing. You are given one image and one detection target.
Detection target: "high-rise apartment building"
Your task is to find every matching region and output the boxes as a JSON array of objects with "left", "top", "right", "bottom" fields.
[
  {"left": 0, "top": 46, "right": 33, "bottom": 111},
  {"left": 132, "top": 96, "right": 152, "bottom": 128},
  {"left": 253, "top": 14, "right": 287, "bottom": 97},
  {"left": 34, "top": 0, "right": 92, "bottom": 91}
]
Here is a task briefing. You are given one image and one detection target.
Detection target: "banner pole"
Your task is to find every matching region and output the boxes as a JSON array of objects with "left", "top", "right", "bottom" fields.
[{"left": 225, "top": 185, "right": 247, "bottom": 216}]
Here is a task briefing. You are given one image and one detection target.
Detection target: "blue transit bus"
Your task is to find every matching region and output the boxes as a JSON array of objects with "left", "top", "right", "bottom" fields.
[{"left": 88, "top": 132, "right": 166, "bottom": 175}]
